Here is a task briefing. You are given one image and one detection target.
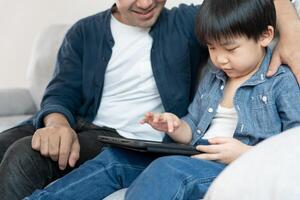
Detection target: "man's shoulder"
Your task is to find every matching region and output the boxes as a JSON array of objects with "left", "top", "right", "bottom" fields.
[
  {"left": 168, "top": 3, "right": 199, "bottom": 12},
  {"left": 68, "top": 9, "right": 111, "bottom": 33},
  {"left": 156, "top": 4, "right": 201, "bottom": 42},
  {"left": 163, "top": 4, "right": 199, "bottom": 18},
  {"left": 79, "top": 9, "right": 110, "bottom": 24}
]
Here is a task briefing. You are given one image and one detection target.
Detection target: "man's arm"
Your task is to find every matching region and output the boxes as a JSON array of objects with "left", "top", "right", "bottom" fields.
[
  {"left": 31, "top": 22, "right": 84, "bottom": 170},
  {"left": 275, "top": 0, "right": 299, "bottom": 28},
  {"left": 268, "top": 0, "right": 300, "bottom": 82}
]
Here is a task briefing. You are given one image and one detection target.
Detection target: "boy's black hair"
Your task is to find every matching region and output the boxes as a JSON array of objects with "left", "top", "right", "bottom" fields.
[{"left": 196, "top": 0, "right": 276, "bottom": 44}]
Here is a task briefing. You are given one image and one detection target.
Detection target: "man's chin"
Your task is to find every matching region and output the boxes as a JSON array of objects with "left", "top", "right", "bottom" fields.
[
  {"left": 136, "top": 22, "right": 155, "bottom": 28},
  {"left": 135, "top": 16, "right": 159, "bottom": 28}
]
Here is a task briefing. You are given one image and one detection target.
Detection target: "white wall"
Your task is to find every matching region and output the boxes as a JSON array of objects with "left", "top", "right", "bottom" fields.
[{"left": 0, "top": 0, "right": 200, "bottom": 89}]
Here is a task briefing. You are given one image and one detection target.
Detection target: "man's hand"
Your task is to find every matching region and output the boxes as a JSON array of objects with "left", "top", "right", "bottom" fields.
[
  {"left": 192, "top": 137, "right": 252, "bottom": 164},
  {"left": 268, "top": 0, "right": 300, "bottom": 83},
  {"left": 32, "top": 124, "right": 80, "bottom": 170},
  {"left": 141, "top": 112, "right": 181, "bottom": 134},
  {"left": 268, "top": 20, "right": 300, "bottom": 83}
]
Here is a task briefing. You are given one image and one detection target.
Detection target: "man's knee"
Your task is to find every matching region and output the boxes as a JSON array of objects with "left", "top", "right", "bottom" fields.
[
  {"left": 0, "top": 136, "right": 57, "bottom": 188},
  {"left": 0, "top": 125, "right": 35, "bottom": 162},
  {"left": 2, "top": 136, "right": 37, "bottom": 166}
]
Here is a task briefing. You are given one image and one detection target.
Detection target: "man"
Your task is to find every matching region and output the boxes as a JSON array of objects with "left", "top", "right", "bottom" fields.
[{"left": 0, "top": 0, "right": 299, "bottom": 199}]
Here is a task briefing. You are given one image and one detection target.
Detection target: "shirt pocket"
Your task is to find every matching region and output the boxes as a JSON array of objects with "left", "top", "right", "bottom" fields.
[{"left": 250, "top": 93, "right": 280, "bottom": 134}]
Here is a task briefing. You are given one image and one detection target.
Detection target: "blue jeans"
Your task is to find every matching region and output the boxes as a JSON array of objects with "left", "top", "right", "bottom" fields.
[
  {"left": 0, "top": 121, "right": 122, "bottom": 200},
  {"left": 126, "top": 156, "right": 225, "bottom": 200},
  {"left": 26, "top": 148, "right": 225, "bottom": 200}
]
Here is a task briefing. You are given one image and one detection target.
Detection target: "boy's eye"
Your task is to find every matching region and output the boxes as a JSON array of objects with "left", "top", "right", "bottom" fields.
[
  {"left": 226, "top": 46, "right": 238, "bottom": 52},
  {"left": 208, "top": 46, "right": 215, "bottom": 50}
]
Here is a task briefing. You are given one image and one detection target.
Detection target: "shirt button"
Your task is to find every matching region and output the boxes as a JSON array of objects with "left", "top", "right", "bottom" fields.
[
  {"left": 197, "top": 129, "right": 201, "bottom": 134},
  {"left": 208, "top": 108, "right": 214, "bottom": 113},
  {"left": 220, "top": 85, "right": 224, "bottom": 90},
  {"left": 262, "top": 96, "right": 268, "bottom": 102}
]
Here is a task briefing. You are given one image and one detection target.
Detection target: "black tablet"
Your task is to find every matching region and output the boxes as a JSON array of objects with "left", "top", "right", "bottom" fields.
[{"left": 97, "top": 135, "right": 207, "bottom": 155}]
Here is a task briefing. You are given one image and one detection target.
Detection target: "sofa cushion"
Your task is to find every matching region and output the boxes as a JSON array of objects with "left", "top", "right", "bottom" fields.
[
  {"left": 0, "top": 115, "right": 33, "bottom": 132},
  {"left": 204, "top": 127, "right": 300, "bottom": 200},
  {"left": 103, "top": 188, "right": 127, "bottom": 200},
  {"left": 27, "top": 24, "right": 70, "bottom": 109},
  {"left": 0, "top": 88, "right": 36, "bottom": 116}
]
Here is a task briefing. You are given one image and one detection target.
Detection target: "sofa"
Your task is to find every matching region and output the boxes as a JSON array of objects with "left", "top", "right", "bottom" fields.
[
  {"left": 0, "top": 24, "right": 70, "bottom": 132},
  {"left": 1, "top": 1, "right": 300, "bottom": 197}
]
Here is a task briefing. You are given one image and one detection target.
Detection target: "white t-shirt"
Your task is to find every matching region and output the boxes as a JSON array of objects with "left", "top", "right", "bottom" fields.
[
  {"left": 93, "top": 15, "right": 165, "bottom": 141},
  {"left": 202, "top": 105, "right": 238, "bottom": 139}
]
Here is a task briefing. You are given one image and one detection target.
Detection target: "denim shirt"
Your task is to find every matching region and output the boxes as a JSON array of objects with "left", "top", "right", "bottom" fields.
[
  {"left": 182, "top": 48, "right": 300, "bottom": 146},
  {"left": 23, "top": 4, "right": 207, "bottom": 130}
]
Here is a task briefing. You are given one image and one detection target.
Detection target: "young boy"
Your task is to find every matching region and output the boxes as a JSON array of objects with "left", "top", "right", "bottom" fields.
[
  {"left": 141, "top": 0, "right": 300, "bottom": 163},
  {"left": 25, "top": 0, "right": 300, "bottom": 199},
  {"left": 130, "top": 0, "right": 300, "bottom": 198}
]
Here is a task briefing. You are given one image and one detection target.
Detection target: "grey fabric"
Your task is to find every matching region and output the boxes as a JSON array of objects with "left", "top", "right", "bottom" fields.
[
  {"left": 0, "top": 89, "right": 36, "bottom": 116},
  {"left": 104, "top": 188, "right": 127, "bottom": 200},
  {"left": 0, "top": 115, "right": 32, "bottom": 132},
  {"left": 295, "top": 0, "right": 300, "bottom": 15},
  {"left": 204, "top": 127, "right": 300, "bottom": 200},
  {"left": 0, "top": 25, "right": 70, "bottom": 132},
  {"left": 27, "top": 24, "right": 70, "bottom": 109}
]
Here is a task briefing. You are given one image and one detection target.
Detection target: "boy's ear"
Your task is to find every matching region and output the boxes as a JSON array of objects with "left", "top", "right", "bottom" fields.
[{"left": 259, "top": 26, "right": 275, "bottom": 47}]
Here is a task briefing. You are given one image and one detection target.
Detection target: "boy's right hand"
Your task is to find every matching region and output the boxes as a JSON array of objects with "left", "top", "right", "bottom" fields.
[{"left": 141, "top": 112, "right": 181, "bottom": 134}]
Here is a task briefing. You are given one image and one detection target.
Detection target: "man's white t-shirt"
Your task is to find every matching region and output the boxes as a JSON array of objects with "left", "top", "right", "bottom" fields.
[{"left": 93, "top": 15, "right": 165, "bottom": 141}]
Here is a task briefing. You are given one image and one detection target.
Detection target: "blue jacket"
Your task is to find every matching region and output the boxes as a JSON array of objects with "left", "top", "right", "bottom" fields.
[
  {"left": 182, "top": 49, "right": 300, "bottom": 146},
  {"left": 25, "top": 5, "right": 207, "bottom": 129}
]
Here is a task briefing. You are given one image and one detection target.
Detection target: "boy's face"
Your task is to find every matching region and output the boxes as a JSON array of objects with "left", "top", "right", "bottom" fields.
[
  {"left": 114, "top": 0, "right": 166, "bottom": 28},
  {"left": 207, "top": 35, "right": 271, "bottom": 79}
]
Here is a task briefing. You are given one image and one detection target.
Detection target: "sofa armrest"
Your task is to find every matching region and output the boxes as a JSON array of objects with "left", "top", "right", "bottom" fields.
[
  {"left": 0, "top": 88, "right": 37, "bottom": 116},
  {"left": 294, "top": 0, "right": 300, "bottom": 16},
  {"left": 204, "top": 127, "right": 300, "bottom": 200}
]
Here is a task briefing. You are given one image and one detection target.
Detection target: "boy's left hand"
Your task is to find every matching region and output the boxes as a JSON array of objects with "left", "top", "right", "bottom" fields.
[{"left": 192, "top": 137, "right": 252, "bottom": 164}]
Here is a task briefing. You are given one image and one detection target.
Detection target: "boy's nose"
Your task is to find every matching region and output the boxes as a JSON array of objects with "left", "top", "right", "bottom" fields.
[{"left": 216, "top": 55, "right": 229, "bottom": 65}]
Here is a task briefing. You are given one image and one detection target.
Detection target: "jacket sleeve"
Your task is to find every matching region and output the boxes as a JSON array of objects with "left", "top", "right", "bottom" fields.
[
  {"left": 181, "top": 70, "right": 212, "bottom": 145},
  {"left": 275, "top": 68, "right": 300, "bottom": 131},
  {"left": 33, "top": 22, "right": 84, "bottom": 129}
]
